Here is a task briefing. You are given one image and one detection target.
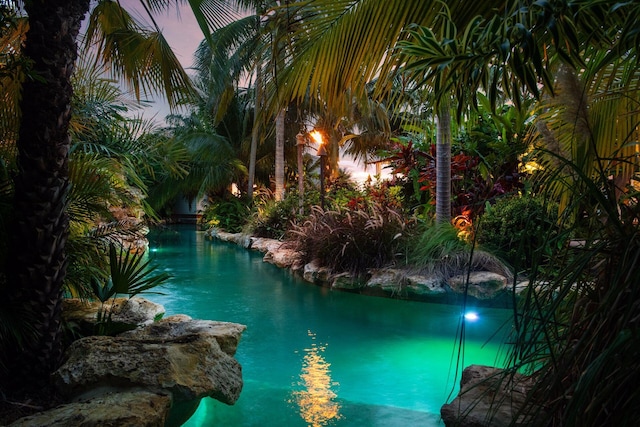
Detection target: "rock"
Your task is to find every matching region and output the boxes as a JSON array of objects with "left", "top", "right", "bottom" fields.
[
  {"left": 53, "top": 317, "right": 246, "bottom": 406},
  {"left": 331, "top": 272, "right": 363, "bottom": 290},
  {"left": 441, "top": 365, "right": 534, "bottom": 427},
  {"left": 302, "top": 259, "right": 332, "bottom": 285},
  {"left": 250, "top": 237, "right": 282, "bottom": 253},
  {"left": 263, "top": 246, "right": 299, "bottom": 269},
  {"left": 62, "top": 297, "right": 165, "bottom": 335},
  {"left": 405, "top": 273, "right": 447, "bottom": 296},
  {"left": 209, "top": 230, "right": 252, "bottom": 248},
  {"left": 9, "top": 390, "right": 171, "bottom": 427},
  {"left": 448, "top": 272, "right": 509, "bottom": 300},
  {"left": 365, "top": 269, "right": 407, "bottom": 295},
  {"left": 122, "top": 315, "right": 245, "bottom": 357}
]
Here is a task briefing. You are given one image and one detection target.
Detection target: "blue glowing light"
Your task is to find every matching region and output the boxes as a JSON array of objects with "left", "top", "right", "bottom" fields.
[{"left": 464, "top": 311, "right": 479, "bottom": 321}]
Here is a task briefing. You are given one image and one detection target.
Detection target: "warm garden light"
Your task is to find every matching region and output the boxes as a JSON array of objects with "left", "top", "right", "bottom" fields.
[
  {"left": 464, "top": 311, "right": 479, "bottom": 322},
  {"left": 309, "top": 130, "right": 323, "bottom": 145},
  {"left": 311, "top": 130, "right": 327, "bottom": 209}
]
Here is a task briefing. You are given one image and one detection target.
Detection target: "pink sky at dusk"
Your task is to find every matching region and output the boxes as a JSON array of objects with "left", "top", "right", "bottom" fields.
[{"left": 136, "top": 4, "right": 205, "bottom": 70}]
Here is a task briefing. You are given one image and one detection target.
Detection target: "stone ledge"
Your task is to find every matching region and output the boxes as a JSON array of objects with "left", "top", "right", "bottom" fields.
[
  {"left": 9, "top": 390, "right": 171, "bottom": 427},
  {"left": 63, "top": 297, "right": 165, "bottom": 335},
  {"left": 11, "top": 299, "right": 246, "bottom": 427},
  {"left": 206, "top": 231, "right": 523, "bottom": 307}
]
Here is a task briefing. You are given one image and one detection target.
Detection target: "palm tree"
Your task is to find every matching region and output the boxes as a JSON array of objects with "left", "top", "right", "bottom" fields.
[
  {"left": 0, "top": 0, "right": 218, "bottom": 393},
  {"left": 3, "top": 0, "right": 93, "bottom": 390},
  {"left": 261, "top": 0, "right": 502, "bottom": 223},
  {"left": 153, "top": 109, "right": 247, "bottom": 208},
  {"left": 426, "top": 2, "right": 635, "bottom": 191},
  {"left": 189, "top": 1, "right": 293, "bottom": 201}
]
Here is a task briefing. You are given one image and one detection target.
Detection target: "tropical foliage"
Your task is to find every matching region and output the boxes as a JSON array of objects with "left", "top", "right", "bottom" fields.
[
  {"left": 0, "top": 0, "right": 210, "bottom": 397},
  {"left": 201, "top": 194, "right": 252, "bottom": 233},
  {"left": 476, "top": 194, "right": 560, "bottom": 273},
  {"left": 1, "top": 0, "right": 639, "bottom": 425},
  {"left": 91, "top": 243, "right": 170, "bottom": 336}
]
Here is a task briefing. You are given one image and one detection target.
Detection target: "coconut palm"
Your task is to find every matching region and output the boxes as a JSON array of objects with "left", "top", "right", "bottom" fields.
[
  {"left": 190, "top": 1, "right": 295, "bottom": 200},
  {"left": 397, "top": 1, "right": 640, "bottom": 175}
]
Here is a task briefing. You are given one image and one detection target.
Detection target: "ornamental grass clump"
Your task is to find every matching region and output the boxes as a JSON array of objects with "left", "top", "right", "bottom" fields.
[
  {"left": 287, "top": 202, "right": 409, "bottom": 278},
  {"left": 406, "top": 222, "right": 511, "bottom": 281}
]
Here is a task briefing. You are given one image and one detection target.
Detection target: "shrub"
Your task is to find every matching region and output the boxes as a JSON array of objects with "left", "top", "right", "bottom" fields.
[
  {"left": 406, "top": 222, "right": 510, "bottom": 280},
  {"left": 476, "top": 195, "right": 560, "bottom": 272},
  {"left": 287, "top": 202, "right": 409, "bottom": 278},
  {"left": 202, "top": 195, "right": 251, "bottom": 233},
  {"left": 246, "top": 188, "right": 319, "bottom": 240}
]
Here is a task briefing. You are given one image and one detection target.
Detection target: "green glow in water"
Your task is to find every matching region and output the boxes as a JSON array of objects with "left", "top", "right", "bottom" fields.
[{"left": 147, "top": 227, "right": 512, "bottom": 427}]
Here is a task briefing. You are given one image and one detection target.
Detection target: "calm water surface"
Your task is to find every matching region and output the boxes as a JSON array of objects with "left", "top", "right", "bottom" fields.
[{"left": 146, "top": 226, "right": 512, "bottom": 427}]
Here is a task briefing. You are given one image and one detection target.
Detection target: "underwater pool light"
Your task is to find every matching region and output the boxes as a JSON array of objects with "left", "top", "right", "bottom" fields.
[{"left": 464, "top": 311, "right": 479, "bottom": 322}]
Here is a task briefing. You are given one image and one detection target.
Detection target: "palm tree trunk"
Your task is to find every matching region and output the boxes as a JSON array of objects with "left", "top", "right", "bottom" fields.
[
  {"left": 274, "top": 108, "right": 286, "bottom": 201},
  {"left": 248, "top": 63, "right": 263, "bottom": 199},
  {"left": 3, "top": 0, "right": 90, "bottom": 390},
  {"left": 435, "top": 100, "right": 452, "bottom": 224}
]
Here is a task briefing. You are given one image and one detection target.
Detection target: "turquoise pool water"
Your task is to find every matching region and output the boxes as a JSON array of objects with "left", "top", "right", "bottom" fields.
[{"left": 146, "top": 226, "right": 512, "bottom": 427}]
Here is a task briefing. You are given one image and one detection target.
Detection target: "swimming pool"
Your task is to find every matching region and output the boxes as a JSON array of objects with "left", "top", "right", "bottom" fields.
[{"left": 146, "top": 226, "right": 512, "bottom": 426}]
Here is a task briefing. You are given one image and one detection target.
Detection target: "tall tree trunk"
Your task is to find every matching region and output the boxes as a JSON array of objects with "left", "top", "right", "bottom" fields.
[
  {"left": 3, "top": 0, "right": 90, "bottom": 391},
  {"left": 274, "top": 108, "right": 285, "bottom": 201},
  {"left": 435, "top": 101, "right": 452, "bottom": 224},
  {"left": 248, "top": 63, "right": 263, "bottom": 199}
]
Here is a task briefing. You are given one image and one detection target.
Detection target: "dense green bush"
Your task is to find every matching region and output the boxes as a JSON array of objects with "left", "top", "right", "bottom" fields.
[
  {"left": 406, "top": 222, "right": 469, "bottom": 269},
  {"left": 246, "top": 188, "right": 320, "bottom": 240},
  {"left": 202, "top": 195, "right": 252, "bottom": 233},
  {"left": 476, "top": 195, "right": 560, "bottom": 272}
]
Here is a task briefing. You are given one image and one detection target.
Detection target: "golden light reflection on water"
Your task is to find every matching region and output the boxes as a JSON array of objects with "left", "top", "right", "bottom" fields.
[{"left": 290, "top": 331, "right": 342, "bottom": 426}]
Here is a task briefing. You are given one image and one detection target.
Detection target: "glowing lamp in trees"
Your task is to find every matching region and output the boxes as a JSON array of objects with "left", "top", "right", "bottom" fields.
[{"left": 310, "top": 131, "right": 327, "bottom": 209}]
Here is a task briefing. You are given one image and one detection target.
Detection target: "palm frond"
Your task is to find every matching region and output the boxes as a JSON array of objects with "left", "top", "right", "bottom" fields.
[{"left": 84, "top": 1, "right": 195, "bottom": 109}]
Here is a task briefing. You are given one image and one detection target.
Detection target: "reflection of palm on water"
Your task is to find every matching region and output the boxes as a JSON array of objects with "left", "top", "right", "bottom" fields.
[{"left": 291, "top": 331, "right": 342, "bottom": 426}]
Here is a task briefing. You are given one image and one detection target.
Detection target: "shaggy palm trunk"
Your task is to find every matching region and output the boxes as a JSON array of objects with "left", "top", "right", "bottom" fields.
[
  {"left": 274, "top": 108, "right": 285, "bottom": 201},
  {"left": 4, "top": 0, "right": 90, "bottom": 391},
  {"left": 435, "top": 101, "right": 452, "bottom": 224}
]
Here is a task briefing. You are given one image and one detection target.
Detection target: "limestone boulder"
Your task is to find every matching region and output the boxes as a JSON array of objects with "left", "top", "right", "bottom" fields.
[
  {"left": 448, "top": 272, "right": 509, "bottom": 300},
  {"left": 122, "top": 314, "right": 245, "bottom": 357},
  {"left": 263, "top": 245, "right": 299, "bottom": 269},
  {"left": 62, "top": 297, "right": 165, "bottom": 335},
  {"left": 53, "top": 316, "right": 246, "bottom": 406},
  {"left": 213, "top": 230, "right": 251, "bottom": 248},
  {"left": 302, "top": 259, "right": 332, "bottom": 285},
  {"left": 250, "top": 237, "right": 282, "bottom": 253},
  {"left": 441, "top": 365, "right": 534, "bottom": 427},
  {"left": 365, "top": 269, "right": 406, "bottom": 294},
  {"left": 9, "top": 390, "right": 171, "bottom": 427},
  {"left": 331, "top": 272, "right": 363, "bottom": 290},
  {"left": 405, "top": 273, "right": 448, "bottom": 297}
]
